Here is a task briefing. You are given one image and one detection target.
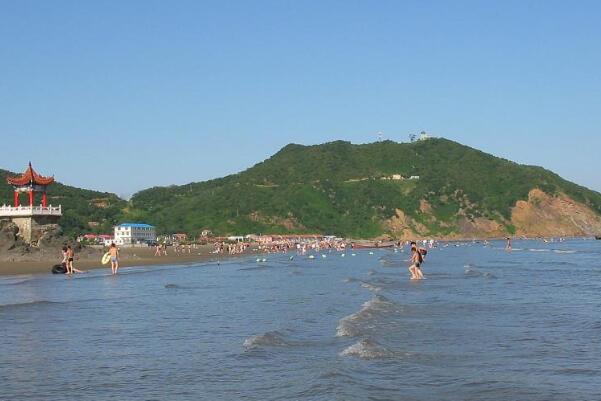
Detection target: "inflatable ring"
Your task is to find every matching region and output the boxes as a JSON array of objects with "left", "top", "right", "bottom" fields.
[{"left": 52, "top": 264, "right": 67, "bottom": 274}]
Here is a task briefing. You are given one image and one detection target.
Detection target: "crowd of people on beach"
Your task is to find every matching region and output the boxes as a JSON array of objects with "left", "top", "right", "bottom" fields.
[
  {"left": 154, "top": 242, "right": 198, "bottom": 256},
  {"left": 57, "top": 236, "right": 438, "bottom": 280},
  {"left": 213, "top": 241, "right": 250, "bottom": 255}
]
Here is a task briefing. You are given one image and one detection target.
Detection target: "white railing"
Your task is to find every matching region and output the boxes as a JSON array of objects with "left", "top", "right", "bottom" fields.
[{"left": 0, "top": 205, "right": 62, "bottom": 217}]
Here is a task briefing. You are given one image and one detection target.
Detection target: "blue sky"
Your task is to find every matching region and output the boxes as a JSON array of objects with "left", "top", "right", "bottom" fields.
[{"left": 1, "top": 0, "right": 600, "bottom": 197}]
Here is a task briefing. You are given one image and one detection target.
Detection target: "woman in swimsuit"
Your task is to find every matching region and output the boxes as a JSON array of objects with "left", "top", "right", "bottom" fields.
[{"left": 61, "top": 246, "right": 69, "bottom": 274}]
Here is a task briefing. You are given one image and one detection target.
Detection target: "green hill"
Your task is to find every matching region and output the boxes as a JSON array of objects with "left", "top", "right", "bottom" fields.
[
  {"left": 126, "top": 138, "right": 601, "bottom": 238},
  {"left": 0, "top": 169, "right": 126, "bottom": 237},
  {"left": 3, "top": 139, "right": 599, "bottom": 239}
]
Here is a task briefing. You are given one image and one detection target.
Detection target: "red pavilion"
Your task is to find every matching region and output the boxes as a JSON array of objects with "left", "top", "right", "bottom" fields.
[{"left": 6, "top": 162, "right": 55, "bottom": 207}]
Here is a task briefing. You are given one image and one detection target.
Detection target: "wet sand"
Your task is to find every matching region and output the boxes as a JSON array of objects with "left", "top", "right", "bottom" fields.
[{"left": 0, "top": 245, "right": 233, "bottom": 276}]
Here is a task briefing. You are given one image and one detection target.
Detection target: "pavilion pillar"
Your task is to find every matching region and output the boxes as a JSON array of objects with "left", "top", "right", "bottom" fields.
[
  {"left": 14, "top": 191, "right": 20, "bottom": 207},
  {"left": 42, "top": 193, "right": 48, "bottom": 207},
  {"left": 28, "top": 190, "right": 34, "bottom": 207}
]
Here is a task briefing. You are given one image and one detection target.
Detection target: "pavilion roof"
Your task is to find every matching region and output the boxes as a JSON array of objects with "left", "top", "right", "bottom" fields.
[{"left": 6, "top": 162, "right": 55, "bottom": 186}]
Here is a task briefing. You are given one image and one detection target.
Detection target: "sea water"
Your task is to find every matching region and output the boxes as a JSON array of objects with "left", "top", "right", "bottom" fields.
[{"left": 1, "top": 239, "right": 600, "bottom": 401}]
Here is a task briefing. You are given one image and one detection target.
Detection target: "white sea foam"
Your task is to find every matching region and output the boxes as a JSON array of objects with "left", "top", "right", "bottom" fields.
[
  {"left": 336, "top": 295, "right": 397, "bottom": 337},
  {"left": 243, "top": 331, "right": 288, "bottom": 349},
  {"left": 340, "top": 338, "right": 393, "bottom": 359}
]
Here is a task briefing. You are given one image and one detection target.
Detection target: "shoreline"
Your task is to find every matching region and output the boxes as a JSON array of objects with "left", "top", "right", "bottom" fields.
[
  {"left": 1, "top": 236, "right": 592, "bottom": 277},
  {"left": 0, "top": 246, "right": 243, "bottom": 277}
]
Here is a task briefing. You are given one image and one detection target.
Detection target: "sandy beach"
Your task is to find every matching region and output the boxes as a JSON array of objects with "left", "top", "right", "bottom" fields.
[{"left": 0, "top": 245, "right": 232, "bottom": 276}]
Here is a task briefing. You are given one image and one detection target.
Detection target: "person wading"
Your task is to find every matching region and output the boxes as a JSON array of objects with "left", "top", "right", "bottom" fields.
[
  {"left": 409, "top": 241, "right": 425, "bottom": 280},
  {"left": 108, "top": 243, "right": 120, "bottom": 275}
]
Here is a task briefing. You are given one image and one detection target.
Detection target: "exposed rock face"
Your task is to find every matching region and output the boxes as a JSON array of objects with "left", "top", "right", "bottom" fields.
[
  {"left": 0, "top": 219, "right": 19, "bottom": 253},
  {"left": 511, "top": 189, "right": 601, "bottom": 237},
  {"left": 37, "top": 224, "right": 66, "bottom": 249},
  {"left": 384, "top": 189, "right": 601, "bottom": 239},
  {"left": 452, "top": 217, "right": 507, "bottom": 239},
  {"left": 384, "top": 209, "right": 428, "bottom": 239},
  {"left": 0, "top": 220, "right": 96, "bottom": 262}
]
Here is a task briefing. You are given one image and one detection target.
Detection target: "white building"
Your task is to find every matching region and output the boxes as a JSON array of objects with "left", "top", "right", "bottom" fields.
[
  {"left": 418, "top": 131, "right": 432, "bottom": 141},
  {"left": 114, "top": 223, "right": 156, "bottom": 245}
]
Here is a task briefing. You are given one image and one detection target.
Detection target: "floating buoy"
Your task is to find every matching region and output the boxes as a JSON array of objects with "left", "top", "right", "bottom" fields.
[
  {"left": 309, "top": 255, "right": 315, "bottom": 259},
  {"left": 289, "top": 256, "right": 294, "bottom": 260},
  {"left": 341, "top": 253, "right": 345, "bottom": 257},
  {"left": 322, "top": 254, "right": 327, "bottom": 258},
  {"left": 369, "top": 251, "right": 374, "bottom": 255},
  {"left": 351, "top": 253, "right": 356, "bottom": 257},
  {"left": 262, "top": 258, "right": 267, "bottom": 262}
]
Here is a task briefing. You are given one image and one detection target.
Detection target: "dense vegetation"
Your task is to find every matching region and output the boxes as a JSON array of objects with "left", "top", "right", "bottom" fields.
[
  {"left": 126, "top": 138, "right": 601, "bottom": 237},
  {"left": 3, "top": 139, "right": 600, "bottom": 238},
  {"left": 0, "top": 169, "right": 126, "bottom": 237}
]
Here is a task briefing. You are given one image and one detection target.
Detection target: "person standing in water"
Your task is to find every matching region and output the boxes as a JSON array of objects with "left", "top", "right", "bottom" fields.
[
  {"left": 408, "top": 242, "right": 425, "bottom": 280},
  {"left": 505, "top": 237, "right": 512, "bottom": 251},
  {"left": 61, "top": 246, "right": 70, "bottom": 274},
  {"left": 66, "top": 245, "right": 75, "bottom": 274},
  {"left": 108, "top": 243, "right": 119, "bottom": 275}
]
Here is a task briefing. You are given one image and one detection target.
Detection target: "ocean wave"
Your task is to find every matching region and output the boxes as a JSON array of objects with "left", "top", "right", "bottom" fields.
[
  {"left": 552, "top": 249, "right": 576, "bottom": 254},
  {"left": 0, "top": 276, "right": 35, "bottom": 286},
  {"left": 339, "top": 338, "right": 393, "bottom": 359},
  {"left": 360, "top": 281, "right": 382, "bottom": 292},
  {"left": 464, "top": 267, "right": 496, "bottom": 279},
  {"left": 336, "top": 295, "right": 398, "bottom": 337},
  {"left": 164, "top": 283, "right": 206, "bottom": 289},
  {"left": 0, "top": 300, "right": 62, "bottom": 309},
  {"left": 243, "top": 330, "right": 289, "bottom": 349},
  {"left": 238, "top": 266, "right": 271, "bottom": 271}
]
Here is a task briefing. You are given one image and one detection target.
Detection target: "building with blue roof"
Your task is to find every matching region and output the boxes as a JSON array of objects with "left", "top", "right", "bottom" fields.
[{"left": 114, "top": 222, "right": 156, "bottom": 245}]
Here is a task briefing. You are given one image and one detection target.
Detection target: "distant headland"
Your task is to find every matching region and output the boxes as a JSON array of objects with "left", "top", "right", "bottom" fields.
[{"left": 2, "top": 137, "right": 601, "bottom": 243}]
